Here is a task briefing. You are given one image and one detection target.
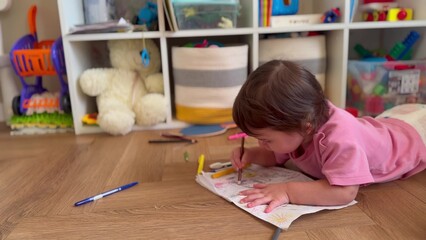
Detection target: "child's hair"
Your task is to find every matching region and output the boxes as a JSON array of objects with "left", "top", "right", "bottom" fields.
[{"left": 233, "top": 60, "right": 330, "bottom": 136}]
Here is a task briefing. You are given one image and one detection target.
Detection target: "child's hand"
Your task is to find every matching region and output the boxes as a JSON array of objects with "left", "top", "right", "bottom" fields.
[
  {"left": 239, "top": 183, "right": 290, "bottom": 213},
  {"left": 230, "top": 146, "right": 278, "bottom": 169},
  {"left": 230, "top": 146, "right": 247, "bottom": 170}
]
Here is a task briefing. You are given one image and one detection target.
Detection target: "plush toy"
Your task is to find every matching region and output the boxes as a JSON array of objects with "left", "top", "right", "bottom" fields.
[{"left": 79, "top": 39, "right": 166, "bottom": 135}]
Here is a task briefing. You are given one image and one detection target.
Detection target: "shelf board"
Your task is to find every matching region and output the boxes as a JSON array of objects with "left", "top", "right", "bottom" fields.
[
  {"left": 258, "top": 23, "right": 346, "bottom": 34},
  {"left": 348, "top": 20, "right": 426, "bottom": 30},
  {"left": 163, "top": 27, "right": 254, "bottom": 38},
  {"left": 63, "top": 20, "right": 426, "bottom": 42},
  {"left": 162, "top": 23, "right": 346, "bottom": 38},
  {"left": 64, "top": 31, "right": 162, "bottom": 42}
]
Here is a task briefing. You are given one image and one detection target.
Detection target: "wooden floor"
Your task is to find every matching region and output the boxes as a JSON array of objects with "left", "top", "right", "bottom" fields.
[{"left": 0, "top": 123, "right": 425, "bottom": 240}]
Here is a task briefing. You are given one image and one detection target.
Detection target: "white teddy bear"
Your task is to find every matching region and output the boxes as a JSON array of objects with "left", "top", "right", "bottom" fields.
[{"left": 79, "top": 39, "right": 167, "bottom": 135}]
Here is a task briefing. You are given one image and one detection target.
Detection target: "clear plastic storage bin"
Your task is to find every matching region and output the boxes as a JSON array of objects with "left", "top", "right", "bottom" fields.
[
  {"left": 347, "top": 60, "right": 426, "bottom": 116},
  {"left": 173, "top": 0, "right": 239, "bottom": 29}
]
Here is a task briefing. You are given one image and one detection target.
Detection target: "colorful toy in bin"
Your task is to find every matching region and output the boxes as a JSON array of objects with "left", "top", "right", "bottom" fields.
[
  {"left": 365, "top": 96, "right": 385, "bottom": 115},
  {"left": 9, "top": 5, "right": 70, "bottom": 116},
  {"left": 347, "top": 59, "right": 426, "bottom": 117},
  {"left": 183, "top": 39, "right": 224, "bottom": 48}
]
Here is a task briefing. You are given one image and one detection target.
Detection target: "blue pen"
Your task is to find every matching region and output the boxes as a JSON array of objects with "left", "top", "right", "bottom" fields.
[{"left": 74, "top": 181, "right": 138, "bottom": 207}]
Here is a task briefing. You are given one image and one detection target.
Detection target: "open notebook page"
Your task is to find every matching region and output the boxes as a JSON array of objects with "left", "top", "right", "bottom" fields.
[{"left": 196, "top": 164, "right": 357, "bottom": 230}]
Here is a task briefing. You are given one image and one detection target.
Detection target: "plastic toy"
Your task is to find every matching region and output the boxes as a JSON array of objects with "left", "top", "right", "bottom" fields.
[
  {"left": 272, "top": 0, "right": 299, "bottom": 16},
  {"left": 194, "top": 39, "right": 209, "bottom": 48},
  {"left": 363, "top": 10, "right": 387, "bottom": 21},
  {"left": 345, "top": 107, "right": 359, "bottom": 117},
  {"left": 365, "top": 95, "right": 384, "bottom": 116},
  {"left": 10, "top": 112, "right": 73, "bottom": 135},
  {"left": 354, "top": 44, "right": 374, "bottom": 59},
  {"left": 51, "top": 37, "right": 71, "bottom": 113},
  {"left": 347, "top": 58, "right": 425, "bottom": 117},
  {"left": 354, "top": 31, "right": 420, "bottom": 62},
  {"left": 354, "top": 44, "right": 387, "bottom": 62},
  {"left": 387, "top": 8, "right": 412, "bottom": 21},
  {"left": 360, "top": 0, "right": 398, "bottom": 21},
  {"left": 82, "top": 113, "right": 98, "bottom": 125},
  {"left": 387, "top": 31, "right": 420, "bottom": 61},
  {"left": 361, "top": 0, "right": 398, "bottom": 11},
  {"left": 361, "top": 1, "right": 414, "bottom": 22},
  {"left": 9, "top": 5, "right": 70, "bottom": 115},
  {"left": 183, "top": 39, "right": 224, "bottom": 48},
  {"left": 218, "top": 17, "right": 233, "bottom": 28},
  {"left": 321, "top": 8, "right": 341, "bottom": 23},
  {"left": 137, "top": 2, "right": 158, "bottom": 29}
]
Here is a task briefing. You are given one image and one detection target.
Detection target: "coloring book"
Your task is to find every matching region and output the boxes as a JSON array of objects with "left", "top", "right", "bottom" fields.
[{"left": 196, "top": 164, "right": 357, "bottom": 230}]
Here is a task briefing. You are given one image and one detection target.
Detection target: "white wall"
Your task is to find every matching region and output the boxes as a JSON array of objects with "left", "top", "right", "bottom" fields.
[{"left": 0, "top": 0, "right": 61, "bottom": 122}]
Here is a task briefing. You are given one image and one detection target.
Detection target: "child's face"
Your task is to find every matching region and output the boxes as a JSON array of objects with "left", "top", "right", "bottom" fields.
[{"left": 249, "top": 127, "right": 304, "bottom": 154}]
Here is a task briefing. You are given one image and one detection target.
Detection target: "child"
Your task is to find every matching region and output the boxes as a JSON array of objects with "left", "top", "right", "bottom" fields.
[{"left": 230, "top": 60, "right": 426, "bottom": 213}]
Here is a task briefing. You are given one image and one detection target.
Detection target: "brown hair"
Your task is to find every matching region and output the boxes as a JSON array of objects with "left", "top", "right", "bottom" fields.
[{"left": 233, "top": 60, "right": 329, "bottom": 136}]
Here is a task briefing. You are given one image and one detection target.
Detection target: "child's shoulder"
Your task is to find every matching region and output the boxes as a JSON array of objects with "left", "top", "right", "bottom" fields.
[
  {"left": 322, "top": 103, "right": 362, "bottom": 130},
  {"left": 317, "top": 103, "right": 380, "bottom": 142}
]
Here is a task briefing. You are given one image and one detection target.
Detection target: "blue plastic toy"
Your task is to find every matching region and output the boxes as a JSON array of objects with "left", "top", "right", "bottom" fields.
[
  {"left": 272, "top": 0, "right": 299, "bottom": 16},
  {"left": 137, "top": 2, "right": 158, "bottom": 28},
  {"left": 387, "top": 31, "right": 420, "bottom": 61},
  {"left": 396, "top": 31, "right": 420, "bottom": 60}
]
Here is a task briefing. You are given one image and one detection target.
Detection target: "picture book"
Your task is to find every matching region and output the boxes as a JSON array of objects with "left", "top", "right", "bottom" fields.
[
  {"left": 163, "top": 0, "right": 178, "bottom": 31},
  {"left": 196, "top": 164, "right": 357, "bottom": 230}
]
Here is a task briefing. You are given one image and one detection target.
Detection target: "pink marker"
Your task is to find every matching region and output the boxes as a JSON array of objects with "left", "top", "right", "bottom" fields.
[{"left": 228, "top": 132, "right": 248, "bottom": 140}]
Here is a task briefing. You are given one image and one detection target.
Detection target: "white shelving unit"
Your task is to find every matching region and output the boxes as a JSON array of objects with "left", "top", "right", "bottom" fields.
[{"left": 57, "top": 0, "right": 426, "bottom": 135}]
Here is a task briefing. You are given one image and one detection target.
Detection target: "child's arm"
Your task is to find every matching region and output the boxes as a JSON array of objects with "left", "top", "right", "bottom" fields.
[
  {"left": 239, "top": 179, "right": 359, "bottom": 213},
  {"left": 231, "top": 146, "right": 277, "bottom": 169}
]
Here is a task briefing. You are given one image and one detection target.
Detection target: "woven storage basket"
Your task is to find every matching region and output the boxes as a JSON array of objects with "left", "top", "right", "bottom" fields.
[
  {"left": 172, "top": 44, "right": 248, "bottom": 124},
  {"left": 259, "top": 35, "right": 327, "bottom": 89}
]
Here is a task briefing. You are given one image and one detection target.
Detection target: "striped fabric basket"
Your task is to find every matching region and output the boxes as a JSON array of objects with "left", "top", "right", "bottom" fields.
[
  {"left": 259, "top": 35, "right": 327, "bottom": 89},
  {"left": 172, "top": 45, "right": 248, "bottom": 124}
]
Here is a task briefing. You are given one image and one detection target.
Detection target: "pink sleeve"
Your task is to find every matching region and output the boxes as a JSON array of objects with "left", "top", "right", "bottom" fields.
[{"left": 319, "top": 138, "right": 374, "bottom": 186}]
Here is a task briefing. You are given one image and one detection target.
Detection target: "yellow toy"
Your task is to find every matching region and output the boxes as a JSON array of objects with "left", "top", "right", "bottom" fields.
[{"left": 387, "top": 8, "right": 413, "bottom": 21}]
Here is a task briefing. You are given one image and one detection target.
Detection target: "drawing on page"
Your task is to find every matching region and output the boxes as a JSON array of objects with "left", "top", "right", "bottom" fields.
[
  {"left": 213, "top": 171, "right": 258, "bottom": 188},
  {"left": 267, "top": 212, "right": 296, "bottom": 226}
]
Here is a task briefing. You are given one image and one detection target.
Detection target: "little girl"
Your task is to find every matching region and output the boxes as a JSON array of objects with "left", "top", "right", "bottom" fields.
[{"left": 230, "top": 60, "right": 426, "bottom": 213}]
